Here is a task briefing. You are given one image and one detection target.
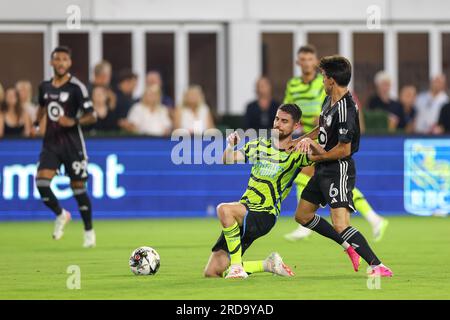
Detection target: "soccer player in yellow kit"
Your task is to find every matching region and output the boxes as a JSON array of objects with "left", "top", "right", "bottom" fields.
[{"left": 283, "top": 45, "right": 388, "bottom": 242}]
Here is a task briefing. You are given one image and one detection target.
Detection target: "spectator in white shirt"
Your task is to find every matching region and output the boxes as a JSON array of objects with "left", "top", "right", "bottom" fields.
[
  {"left": 174, "top": 85, "right": 215, "bottom": 135},
  {"left": 414, "top": 74, "right": 449, "bottom": 134},
  {"left": 127, "top": 84, "right": 172, "bottom": 137}
]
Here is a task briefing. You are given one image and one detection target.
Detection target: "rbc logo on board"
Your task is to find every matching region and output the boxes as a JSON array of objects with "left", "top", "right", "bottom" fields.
[{"left": 404, "top": 140, "right": 450, "bottom": 216}]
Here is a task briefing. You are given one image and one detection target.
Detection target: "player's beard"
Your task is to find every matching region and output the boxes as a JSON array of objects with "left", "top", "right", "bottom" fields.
[
  {"left": 53, "top": 67, "right": 69, "bottom": 79},
  {"left": 278, "top": 131, "right": 291, "bottom": 141},
  {"left": 271, "top": 129, "right": 291, "bottom": 142}
]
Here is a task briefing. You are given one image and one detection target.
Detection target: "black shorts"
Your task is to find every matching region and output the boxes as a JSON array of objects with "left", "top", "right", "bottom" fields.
[
  {"left": 301, "top": 159, "right": 356, "bottom": 212},
  {"left": 212, "top": 210, "right": 277, "bottom": 255},
  {"left": 37, "top": 145, "right": 88, "bottom": 181}
]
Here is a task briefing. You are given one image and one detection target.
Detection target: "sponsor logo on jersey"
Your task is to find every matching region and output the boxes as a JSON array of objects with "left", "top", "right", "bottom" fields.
[
  {"left": 59, "top": 91, "right": 69, "bottom": 102},
  {"left": 318, "top": 127, "right": 327, "bottom": 147},
  {"left": 48, "top": 101, "right": 65, "bottom": 121},
  {"left": 326, "top": 115, "right": 333, "bottom": 127},
  {"left": 339, "top": 128, "right": 348, "bottom": 135}
]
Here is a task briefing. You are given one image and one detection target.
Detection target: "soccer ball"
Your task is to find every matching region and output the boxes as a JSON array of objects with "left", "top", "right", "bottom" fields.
[{"left": 129, "top": 246, "right": 160, "bottom": 275}]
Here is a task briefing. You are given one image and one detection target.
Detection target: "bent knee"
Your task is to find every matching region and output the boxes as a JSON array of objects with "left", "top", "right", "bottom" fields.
[{"left": 216, "top": 203, "right": 231, "bottom": 218}]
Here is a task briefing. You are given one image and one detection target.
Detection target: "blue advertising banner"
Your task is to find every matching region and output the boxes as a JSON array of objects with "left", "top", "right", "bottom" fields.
[
  {"left": 0, "top": 136, "right": 421, "bottom": 221},
  {"left": 404, "top": 139, "right": 450, "bottom": 216}
]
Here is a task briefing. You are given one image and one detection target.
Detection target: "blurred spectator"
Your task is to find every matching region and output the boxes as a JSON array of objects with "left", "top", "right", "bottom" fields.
[
  {"left": 244, "top": 77, "right": 279, "bottom": 130},
  {"left": 0, "top": 83, "right": 4, "bottom": 106},
  {"left": 434, "top": 101, "right": 450, "bottom": 134},
  {"left": 87, "top": 86, "right": 120, "bottom": 134},
  {"left": 367, "top": 71, "right": 404, "bottom": 132},
  {"left": 0, "top": 87, "right": 31, "bottom": 138},
  {"left": 89, "top": 60, "right": 117, "bottom": 110},
  {"left": 115, "top": 69, "right": 138, "bottom": 131},
  {"left": 91, "top": 60, "right": 112, "bottom": 87},
  {"left": 174, "top": 85, "right": 215, "bottom": 135},
  {"left": 127, "top": 85, "right": 172, "bottom": 136},
  {"left": 415, "top": 74, "right": 449, "bottom": 134},
  {"left": 16, "top": 80, "right": 37, "bottom": 122},
  {"left": 398, "top": 85, "right": 417, "bottom": 134},
  {"left": 146, "top": 71, "right": 174, "bottom": 108}
]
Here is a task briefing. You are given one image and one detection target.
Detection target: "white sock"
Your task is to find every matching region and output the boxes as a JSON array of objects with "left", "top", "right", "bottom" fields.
[
  {"left": 341, "top": 241, "right": 350, "bottom": 250},
  {"left": 365, "top": 210, "right": 383, "bottom": 227},
  {"left": 297, "top": 225, "right": 312, "bottom": 233}
]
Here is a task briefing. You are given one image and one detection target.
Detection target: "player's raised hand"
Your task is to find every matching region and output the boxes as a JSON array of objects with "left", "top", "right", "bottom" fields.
[
  {"left": 226, "top": 131, "right": 240, "bottom": 147},
  {"left": 58, "top": 116, "right": 77, "bottom": 127}
]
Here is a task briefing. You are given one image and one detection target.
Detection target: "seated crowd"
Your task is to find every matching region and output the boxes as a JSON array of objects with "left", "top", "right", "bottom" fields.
[{"left": 1, "top": 60, "right": 450, "bottom": 138}]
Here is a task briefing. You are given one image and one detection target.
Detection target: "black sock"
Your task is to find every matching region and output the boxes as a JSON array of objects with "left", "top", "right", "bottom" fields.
[
  {"left": 341, "top": 226, "right": 381, "bottom": 266},
  {"left": 36, "top": 178, "right": 63, "bottom": 216},
  {"left": 302, "top": 214, "right": 345, "bottom": 246},
  {"left": 73, "top": 188, "right": 93, "bottom": 231}
]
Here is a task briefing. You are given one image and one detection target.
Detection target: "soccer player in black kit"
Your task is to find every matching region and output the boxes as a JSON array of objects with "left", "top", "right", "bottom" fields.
[
  {"left": 293, "top": 55, "right": 393, "bottom": 277},
  {"left": 34, "top": 46, "right": 97, "bottom": 248}
]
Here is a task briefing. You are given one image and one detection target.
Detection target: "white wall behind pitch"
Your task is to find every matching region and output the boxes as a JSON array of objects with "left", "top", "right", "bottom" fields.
[
  {"left": 0, "top": 0, "right": 91, "bottom": 22},
  {"left": 247, "top": 0, "right": 389, "bottom": 22},
  {"left": 1, "top": 0, "right": 450, "bottom": 22},
  {"left": 92, "top": 0, "right": 244, "bottom": 21}
]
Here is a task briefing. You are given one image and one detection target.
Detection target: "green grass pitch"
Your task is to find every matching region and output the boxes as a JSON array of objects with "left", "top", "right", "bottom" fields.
[{"left": 0, "top": 216, "right": 449, "bottom": 299}]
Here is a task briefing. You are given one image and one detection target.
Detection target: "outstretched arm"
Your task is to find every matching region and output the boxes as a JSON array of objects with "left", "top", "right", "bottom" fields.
[
  {"left": 297, "top": 137, "right": 325, "bottom": 155},
  {"left": 296, "top": 137, "right": 350, "bottom": 162},
  {"left": 309, "top": 141, "right": 351, "bottom": 162},
  {"left": 289, "top": 126, "right": 319, "bottom": 151}
]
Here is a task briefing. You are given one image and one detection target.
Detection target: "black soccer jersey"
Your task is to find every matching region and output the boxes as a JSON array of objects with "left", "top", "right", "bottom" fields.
[
  {"left": 38, "top": 76, "right": 93, "bottom": 152},
  {"left": 317, "top": 91, "right": 360, "bottom": 160}
]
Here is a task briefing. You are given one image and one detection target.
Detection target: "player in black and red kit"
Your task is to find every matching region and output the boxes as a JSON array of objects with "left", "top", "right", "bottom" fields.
[
  {"left": 293, "top": 55, "right": 393, "bottom": 277},
  {"left": 34, "top": 46, "right": 97, "bottom": 247}
]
